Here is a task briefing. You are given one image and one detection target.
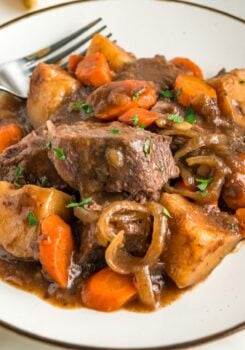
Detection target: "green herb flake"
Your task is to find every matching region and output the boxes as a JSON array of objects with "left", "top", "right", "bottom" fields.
[
  {"left": 38, "top": 176, "right": 49, "bottom": 187},
  {"left": 53, "top": 147, "right": 66, "bottom": 160},
  {"left": 109, "top": 129, "right": 120, "bottom": 135},
  {"left": 139, "top": 124, "right": 145, "bottom": 129},
  {"left": 143, "top": 138, "right": 151, "bottom": 157},
  {"left": 167, "top": 114, "right": 184, "bottom": 123},
  {"left": 27, "top": 211, "right": 38, "bottom": 226},
  {"left": 196, "top": 177, "right": 213, "bottom": 195},
  {"left": 132, "top": 92, "right": 140, "bottom": 101},
  {"left": 175, "top": 87, "right": 183, "bottom": 97},
  {"left": 160, "top": 90, "right": 175, "bottom": 99},
  {"left": 157, "top": 164, "right": 164, "bottom": 173},
  {"left": 162, "top": 207, "right": 172, "bottom": 218},
  {"left": 132, "top": 115, "right": 139, "bottom": 126},
  {"left": 66, "top": 197, "right": 93, "bottom": 208},
  {"left": 47, "top": 141, "right": 52, "bottom": 150},
  {"left": 13, "top": 166, "right": 24, "bottom": 188},
  {"left": 185, "top": 106, "right": 197, "bottom": 124},
  {"left": 72, "top": 102, "right": 93, "bottom": 113}
]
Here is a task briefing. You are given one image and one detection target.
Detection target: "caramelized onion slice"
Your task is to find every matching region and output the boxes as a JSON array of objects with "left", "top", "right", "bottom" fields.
[
  {"left": 105, "top": 202, "right": 168, "bottom": 274},
  {"left": 135, "top": 266, "right": 156, "bottom": 309},
  {"left": 97, "top": 201, "right": 148, "bottom": 246},
  {"left": 74, "top": 207, "right": 100, "bottom": 224}
]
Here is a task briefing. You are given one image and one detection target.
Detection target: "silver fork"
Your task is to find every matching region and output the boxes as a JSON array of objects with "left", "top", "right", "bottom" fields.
[{"left": 0, "top": 18, "right": 111, "bottom": 99}]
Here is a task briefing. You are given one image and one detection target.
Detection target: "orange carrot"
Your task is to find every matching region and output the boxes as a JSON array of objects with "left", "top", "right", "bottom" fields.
[
  {"left": 0, "top": 123, "right": 23, "bottom": 154},
  {"left": 236, "top": 208, "right": 245, "bottom": 237},
  {"left": 175, "top": 75, "right": 217, "bottom": 107},
  {"left": 118, "top": 107, "right": 159, "bottom": 127},
  {"left": 170, "top": 57, "right": 204, "bottom": 79},
  {"left": 75, "top": 52, "right": 112, "bottom": 87},
  {"left": 88, "top": 80, "right": 157, "bottom": 120},
  {"left": 82, "top": 267, "right": 137, "bottom": 311},
  {"left": 40, "top": 215, "right": 74, "bottom": 288},
  {"left": 67, "top": 54, "right": 84, "bottom": 73}
]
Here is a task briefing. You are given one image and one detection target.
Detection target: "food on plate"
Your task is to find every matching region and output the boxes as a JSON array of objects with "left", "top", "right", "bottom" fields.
[
  {"left": 0, "top": 34, "right": 244, "bottom": 312},
  {"left": 23, "top": 0, "right": 37, "bottom": 9}
]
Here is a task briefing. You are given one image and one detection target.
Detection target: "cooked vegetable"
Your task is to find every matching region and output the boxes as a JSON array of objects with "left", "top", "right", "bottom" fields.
[
  {"left": 135, "top": 266, "right": 156, "bottom": 308},
  {"left": 236, "top": 209, "right": 245, "bottom": 237},
  {"left": 75, "top": 52, "right": 112, "bottom": 87},
  {"left": 208, "top": 69, "right": 245, "bottom": 127},
  {"left": 170, "top": 57, "right": 204, "bottom": 79},
  {"left": 118, "top": 107, "right": 159, "bottom": 127},
  {"left": 87, "top": 34, "right": 135, "bottom": 71},
  {"left": 0, "top": 123, "right": 23, "bottom": 154},
  {"left": 67, "top": 54, "right": 84, "bottom": 73},
  {"left": 27, "top": 63, "right": 80, "bottom": 128},
  {"left": 87, "top": 80, "right": 157, "bottom": 119},
  {"left": 161, "top": 193, "right": 241, "bottom": 288},
  {"left": 23, "top": 0, "right": 36, "bottom": 8},
  {"left": 40, "top": 215, "right": 74, "bottom": 288},
  {"left": 81, "top": 267, "right": 137, "bottom": 311},
  {"left": 174, "top": 75, "right": 217, "bottom": 107},
  {"left": 0, "top": 182, "right": 72, "bottom": 259}
]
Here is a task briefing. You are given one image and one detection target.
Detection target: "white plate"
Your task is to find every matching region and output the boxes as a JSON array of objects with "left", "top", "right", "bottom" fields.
[{"left": 0, "top": 0, "right": 245, "bottom": 349}]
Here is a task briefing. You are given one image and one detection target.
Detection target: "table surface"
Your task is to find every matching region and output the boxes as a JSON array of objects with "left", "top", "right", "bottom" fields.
[{"left": 0, "top": 0, "right": 244, "bottom": 349}]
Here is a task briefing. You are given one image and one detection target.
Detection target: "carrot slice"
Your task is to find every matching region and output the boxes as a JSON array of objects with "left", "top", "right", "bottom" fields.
[
  {"left": 175, "top": 75, "right": 217, "bottom": 107},
  {"left": 118, "top": 107, "right": 159, "bottom": 127},
  {"left": 0, "top": 123, "right": 23, "bottom": 154},
  {"left": 40, "top": 215, "right": 74, "bottom": 288},
  {"left": 82, "top": 267, "right": 137, "bottom": 311},
  {"left": 88, "top": 80, "right": 157, "bottom": 120},
  {"left": 68, "top": 54, "right": 84, "bottom": 73},
  {"left": 75, "top": 52, "right": 112, "bottom": 87},
  {"left": 236, "top": 208, "right": 245, "bottom": 237},
  {"left": 170, "top": 57, "right": 204, "bottom": 79}
]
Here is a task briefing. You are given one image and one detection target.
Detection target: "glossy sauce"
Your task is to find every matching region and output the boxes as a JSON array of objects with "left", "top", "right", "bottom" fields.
[{"left": 0, "top": 247, "right": 184, "bottom": 311}]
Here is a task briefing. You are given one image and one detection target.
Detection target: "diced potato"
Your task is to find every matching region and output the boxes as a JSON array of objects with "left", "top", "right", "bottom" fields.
[
  {"left": 161, "top": 193, "right": 241, "bottom": 288},
  {"left": 87, "top": 34, "right": 135, "bottom": 72},
  {"left": 27, "top": 63, "right": 80, "bottom": 128},
  {"left": 209, "top": 69, "right": 245, "bottom": 128},
  {"left": 0, "top": 181, "right": 72, "bottom": 259}
]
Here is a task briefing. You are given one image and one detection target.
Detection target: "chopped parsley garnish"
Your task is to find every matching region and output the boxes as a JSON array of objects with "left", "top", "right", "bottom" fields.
[
  {"left": 109, "top": 129, "right": 120, "bottom": 135},
  {"left": 38, "top": 176, "right": 49, "bottom": 187},
  {"left": 167, "top": 114, "right": 184, "bottom": 123},
  {"left": 160, "top": 90, "right": 175, "bottom": 98},
  {"left": 13, "top": 166, "right": 24, "bottom": 188},
  {"left": 239, "top": 80, "right": 245, "bottom": 84},
  {"left": 139, "top": 124, "right": 145, "bottom": 129},
  {"left": 132, "top": 115, "right": 139, "bottom": 126},
  {"left": 27, "top": 211, "right": 38, "bottom": 226},
  {"left": 47, "top": 141, "right": 52, "bottom": 149},
  {"left": 72, "top": 102, "right": 93, "bottom": 113},
  {"left": 157, "top": 164, "right": 164, "bottom": 172},
  {"left": 162, "top": 207, "right": 172, "bottom": 218},
  {"left": 160, "top": 88, "right": 182, "bottom": 99},
  {"left": 66, "top": 197, "right": 93, "bottom": 208},
  {"left": 196, "top": 177, "right": 213, "bottom": 195},
  {"left": 143, "top": 138, "right": 151, "bottom": 157},
  {"left": 53, "top": 147, "right": 66, "bottom": 160},
  {"left": 185, "top": 106, "right": 196, "bottom": 124},
  {"left": 132, "top": 92, "right": 140, "bottom": 101}
]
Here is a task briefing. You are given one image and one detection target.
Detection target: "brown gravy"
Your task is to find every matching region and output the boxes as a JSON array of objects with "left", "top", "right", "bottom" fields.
[{"left": 0, "top": 247, "right": 184, "bottom": 312}]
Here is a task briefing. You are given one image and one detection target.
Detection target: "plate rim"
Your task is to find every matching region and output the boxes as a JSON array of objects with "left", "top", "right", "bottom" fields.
[{"left": 0, "top": 0, "right": 244, "bottom": 349}]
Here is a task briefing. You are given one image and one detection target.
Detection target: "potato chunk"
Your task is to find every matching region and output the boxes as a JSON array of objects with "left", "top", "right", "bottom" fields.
[
  {"left": 161, "top": 193, "right": 241, "bottom": 288},
  {"left": 87, "top": 34, "right": 135, "bottom": 72},
  {"left": 209, "top": 69, "right": 245, "bottom": 127},
  {"left": 27, "top": 63, "right": 80, "bottom": 128},
  {"left": 0, "top": 182, "right": 72, "bottom": 259}
]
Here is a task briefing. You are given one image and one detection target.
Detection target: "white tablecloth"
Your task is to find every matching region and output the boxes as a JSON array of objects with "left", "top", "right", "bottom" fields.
[{"left": 0, "top": 1, "right": 244, "bottom": 349}]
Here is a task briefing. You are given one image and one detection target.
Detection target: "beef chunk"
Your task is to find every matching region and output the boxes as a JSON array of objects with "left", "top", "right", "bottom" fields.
[
  {"left": 76, "top": 223, "right": 105, "bottom": 278},
  {"left": 47, "top": 120, "right": 179, "bottom": 197},
  {"left": 115, "top": 55, "right": 183, "bottom": 88},
  {"left": 0, "top": 128, "right": 68, "bottom": 191}
]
